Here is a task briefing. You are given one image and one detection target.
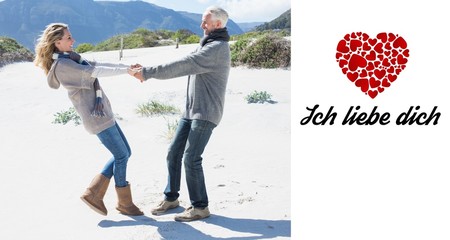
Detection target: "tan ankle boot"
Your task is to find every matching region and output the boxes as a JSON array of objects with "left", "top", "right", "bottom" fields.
[
  {"left": 115, "top": 184, "right": 144, "bottom": 216},
  {"left": 80, "top": 174, "right": 110, "bottom": 216}
]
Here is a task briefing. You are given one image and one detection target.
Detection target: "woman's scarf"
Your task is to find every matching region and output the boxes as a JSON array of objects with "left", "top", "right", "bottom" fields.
[
  {"left": 54, "top": 52, "right": 105, "bottom": 117},
  {"left": 200, "top": 27, "right": 230, "bottom": 47}
]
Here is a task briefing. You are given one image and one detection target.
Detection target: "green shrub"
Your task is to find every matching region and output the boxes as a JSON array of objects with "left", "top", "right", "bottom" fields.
[
  {"left": 94, "top": 35, "right": 124, "bottom": 51},
  {"left": 0, "top": 37, "right": 24, "bottom": 52},
  {"left": 75, "top": 43, "right": 94, "bottom": 53},
  {"left": 124, "top": 34, "right": 155, "bottom": 49},
  {"left": 245, "top": 90, "right": 276, "bottom": 104},
  {"left": 52, "top": 107, "right": 81, "bottom": 125},
  {"left": 230, "top": 30, "right": 289, "bottom": 41},
  {"left": 132, "top": 28, "right": 154, "bottom": 37},
  {"left": 230, "top": 37, "right": 250, "bottom": 65},
  {"left": 231, "top": 33, "right": 290, "bottom": 69},
  {"left": 136, "top": 100, "right": 179, "bottom": 117},
  {"left": 95, "top": 34, "right": 144, "bottom": 51},
  {"left": 173, "top": 29, "right": 197, "bottom": 44},
  {"left": 155, "top": 29, "right": 175, "bottom": 39},
  {"left": 0, "top": 37, "right": 34, "bottom": 67},
  {"left": 184, "top": 35, "right": 201, "bottom": 44},
  {"left": 93, "top": 31, "right": 159, "bottom": 52}
]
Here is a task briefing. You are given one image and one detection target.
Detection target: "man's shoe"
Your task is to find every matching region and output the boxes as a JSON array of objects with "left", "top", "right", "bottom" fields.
[
  {"left": 174, "top": 206, "right": 210, "bottom": 222},
  {"left": 150, "top": 199, "right": 179, "bottom": 215}
]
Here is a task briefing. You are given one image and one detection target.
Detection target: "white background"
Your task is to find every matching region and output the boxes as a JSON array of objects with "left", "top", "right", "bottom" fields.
[{"left": 293, "top": 1, "right": 450, "bottom": 239}]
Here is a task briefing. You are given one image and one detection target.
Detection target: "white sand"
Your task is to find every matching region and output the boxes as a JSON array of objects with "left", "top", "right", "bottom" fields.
[{"left": 0, "top": 44, "right": 291, "bottom": 239}]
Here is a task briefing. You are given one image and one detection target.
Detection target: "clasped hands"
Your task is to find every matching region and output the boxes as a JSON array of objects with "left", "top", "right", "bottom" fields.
[{"left": 127, "top": 64, "right": 145, "bottom": 82}]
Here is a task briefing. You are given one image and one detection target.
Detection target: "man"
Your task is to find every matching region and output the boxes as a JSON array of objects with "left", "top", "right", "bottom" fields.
[{"left": 132, "top": 6, "right": 231, "bottom": 222}]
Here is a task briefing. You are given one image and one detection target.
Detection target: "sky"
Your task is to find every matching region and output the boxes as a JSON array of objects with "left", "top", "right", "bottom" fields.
[{"left": 95, "top": 0, "right": 291, "bottom": 23}]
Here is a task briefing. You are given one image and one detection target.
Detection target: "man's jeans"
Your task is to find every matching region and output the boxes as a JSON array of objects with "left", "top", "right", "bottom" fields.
[
  {"left": 164, "top": 118, "right": 216, "bottom": 208},
  {"left": 97, "top": 122, "right": 131, "bottom": 187}
]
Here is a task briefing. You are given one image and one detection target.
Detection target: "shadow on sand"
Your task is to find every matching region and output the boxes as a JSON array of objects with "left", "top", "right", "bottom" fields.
[{"left": 98, "top": 214, "right": 290, "bottom": 239}]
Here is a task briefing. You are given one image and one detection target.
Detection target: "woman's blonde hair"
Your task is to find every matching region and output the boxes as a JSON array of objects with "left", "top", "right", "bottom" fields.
[{"left": 33, "top": 23, "right": 68, "bottom": 75}]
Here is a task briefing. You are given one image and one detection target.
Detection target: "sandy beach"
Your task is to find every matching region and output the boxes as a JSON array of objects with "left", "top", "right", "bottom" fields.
[{"left": 0, "top": 43, "right": 291, "bottom": 239}]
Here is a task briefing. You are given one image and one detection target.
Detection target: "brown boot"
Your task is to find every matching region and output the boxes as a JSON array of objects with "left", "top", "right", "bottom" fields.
[
  {"left": 80, "top": 174, "right": 110, "bottom": 216},
  {"left": 115, "top": 184, "right": 144, "bottom": 216}
]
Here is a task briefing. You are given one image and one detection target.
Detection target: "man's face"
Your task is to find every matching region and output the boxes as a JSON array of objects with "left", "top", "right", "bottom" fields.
[{"left": 200, "top": 12, "right": 220, "bottom": 36}]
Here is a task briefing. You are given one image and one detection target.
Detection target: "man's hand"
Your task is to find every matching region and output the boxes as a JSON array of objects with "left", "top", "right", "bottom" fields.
[
  {"left": 127, "top": 67, "right": 145, "bottom": 83},
  {"left": 134, "top": 70, "right": 145, "bottom": 83}
]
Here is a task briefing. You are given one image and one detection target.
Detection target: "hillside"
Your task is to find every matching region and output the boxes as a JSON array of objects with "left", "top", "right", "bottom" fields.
[
  {"left": 255, "top": 9, "right": 291, "bottom": 31},
  {"left": 0, "top": 37, "right": 33, "bottom": 67},
  {"left": 0, "top": 0, "right": 243, "bottom": 51}
]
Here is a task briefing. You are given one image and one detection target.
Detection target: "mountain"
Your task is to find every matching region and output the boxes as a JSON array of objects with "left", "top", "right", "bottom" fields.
[
  {"left": 0, "top": 0, "right": 243, "bottom": 51},
  {"left": 255, "top": 9, "right": 291, "bottom": 31},
  {"left": 237, "top": 22, "right": 265, "bottom": 32}
]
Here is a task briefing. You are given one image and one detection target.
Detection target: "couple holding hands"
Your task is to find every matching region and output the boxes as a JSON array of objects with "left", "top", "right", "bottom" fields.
[{"left": 33, "top": 6, "right": 230, "bottom": 222}]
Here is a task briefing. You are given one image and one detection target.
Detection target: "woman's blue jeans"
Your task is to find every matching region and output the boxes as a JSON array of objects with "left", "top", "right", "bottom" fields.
[
  {"left": 97, "top": 122, "right": 131, "bottom": 187},
  {"left": 164, "top": 118, "right": 216, "bottom": 208}
]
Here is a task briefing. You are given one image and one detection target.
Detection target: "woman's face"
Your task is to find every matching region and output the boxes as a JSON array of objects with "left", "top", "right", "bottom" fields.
[{"left": 55, "top": 29, "right": 75, "bottom": 52}]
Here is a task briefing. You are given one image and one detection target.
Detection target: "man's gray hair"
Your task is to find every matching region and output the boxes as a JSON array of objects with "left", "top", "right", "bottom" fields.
[{"left": 206, "top": 6, "right": 229, "bottom": 27}]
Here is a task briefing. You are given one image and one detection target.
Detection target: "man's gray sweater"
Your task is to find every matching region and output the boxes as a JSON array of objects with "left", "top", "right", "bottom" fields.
[{"left": 142, "top": 40, "right": 231, "bottom": 126}]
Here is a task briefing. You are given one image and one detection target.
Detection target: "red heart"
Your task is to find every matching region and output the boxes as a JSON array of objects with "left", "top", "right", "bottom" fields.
[{"left": 336, "top": 32, "right": 409, "bottom": 99}]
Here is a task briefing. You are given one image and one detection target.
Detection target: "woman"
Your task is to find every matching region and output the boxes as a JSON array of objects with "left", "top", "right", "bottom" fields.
[{"left": 34, "top": 23, "right": 143, "bottom": 216}]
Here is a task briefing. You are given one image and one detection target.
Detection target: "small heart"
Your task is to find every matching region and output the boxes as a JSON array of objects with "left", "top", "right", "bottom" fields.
[
  {"left": 374, "top": 69, "right": 386, "bottom": 79},
  {"left": 348, "top": 54, "right": 367, "bottom": 71},
  {"left": 355, "top": 78, "right": 369, "bottom": 92},
  {"left": 382, "top": 78, "right": 391, "bottom": 87},
  {"left": 388, "top": 74, "right": 397, "bottom": 82},
  {"left": 360, "top": 69, "right": 368, "bottom": 77},
  {"left": 350, "top": 39, "right": 362, "bottom": 51},
  {"left": 347, "top": 72, "right": 358, "bottom": 82},
  {"left": 337, "top": 40, "right": 349, "bottom": 53},
  {"left": 369, "top": 77, "right": 381, "bottom": 88},
  {"left": 368, "top": 90, "right": 378, "bottom": 99},
  {"left": 398, "top": 54, "right": 408, "bottom": 64}
]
